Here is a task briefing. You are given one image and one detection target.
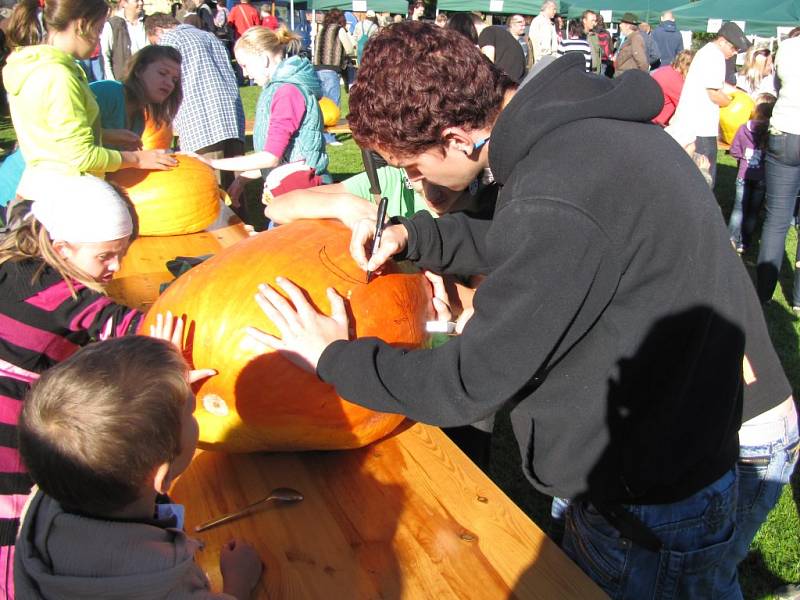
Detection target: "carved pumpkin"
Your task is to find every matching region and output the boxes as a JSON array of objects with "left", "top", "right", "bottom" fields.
[
  {"left": 107, "top": 155, "right": 220, "bottom": 237},
  {"left": 719, "top": 90, "right": 755, "bottom": 145},
  {"left": 139, "top": 220, "right": 433, "bottom": 452},
  {"left": 318, "top": 97, "right": 341, "bottom": 127},
  {"left": 141, "top": 116, "right": 174, "bottom": 150}
]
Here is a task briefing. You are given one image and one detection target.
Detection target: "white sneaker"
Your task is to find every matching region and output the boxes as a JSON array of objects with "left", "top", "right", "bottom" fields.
[{"left": 327, "top": 140, "right": 343, "bottom": 147}]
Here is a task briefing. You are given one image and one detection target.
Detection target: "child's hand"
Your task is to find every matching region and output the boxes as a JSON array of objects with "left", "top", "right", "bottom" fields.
[
  {"left": 148, "top": 311, "right": 216, "bottom": 384},
  {"left": 220, "top": 539, "right": 263, "bottom": 600},
  {"left": 136, "top": 149, "right": 178, "bottom": 171}
]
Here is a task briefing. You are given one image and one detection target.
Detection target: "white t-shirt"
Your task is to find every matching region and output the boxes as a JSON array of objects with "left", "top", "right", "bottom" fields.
[
  {"left": 671, "top": 41, "right": 725, "bottom": 138},
  {"left": 771, "top": 36, "right": 800, "bottom": 135}
]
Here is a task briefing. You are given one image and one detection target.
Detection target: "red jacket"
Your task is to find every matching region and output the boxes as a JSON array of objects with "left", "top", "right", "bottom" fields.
[
  {"left": 650, "top": 65, "right": 684, "bottom": 126},
  {"left": 228, "top": 3, "right": 260, "bottom": 38}
]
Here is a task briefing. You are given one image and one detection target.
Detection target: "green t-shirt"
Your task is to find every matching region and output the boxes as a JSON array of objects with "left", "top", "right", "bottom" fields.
[{"left": 342, "top": 166, "right": 430, "bottom": 218}]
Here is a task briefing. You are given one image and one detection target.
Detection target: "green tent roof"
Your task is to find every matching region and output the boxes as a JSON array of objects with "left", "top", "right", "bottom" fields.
[
  {"left": 559, "top": 0, "right": 679, "bottom": 22},
  {"left": 436, "top": 0, "right": 535, "bottom": 14},
  {"left": 308, "top": 0, "right": 408, "bottom": 12},
  {"left": 670, "top": 0, "right": 800, "bottom": 37}
]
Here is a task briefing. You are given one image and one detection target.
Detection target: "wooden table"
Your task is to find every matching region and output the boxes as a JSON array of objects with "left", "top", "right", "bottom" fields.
[
  {"left": 106, "top": 215, "right": 248, "bottom": 311},
  {"left": 170, "top": 423, "right": 606, "bottom": 599}
]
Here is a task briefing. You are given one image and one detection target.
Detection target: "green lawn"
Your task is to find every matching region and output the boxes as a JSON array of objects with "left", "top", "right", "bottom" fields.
[{"left": 2, "top": 87, "right": 799, "bottom": 598}]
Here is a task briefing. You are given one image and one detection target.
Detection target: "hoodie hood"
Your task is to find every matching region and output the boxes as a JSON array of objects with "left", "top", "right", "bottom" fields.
[
  {"left": 489, "top": 53, "right": 663, "bottom": 186},
  {"left": 2, "top": 45, "right": 83, "bottom": 97},
  {"left": 15, "top": 490, "right": 210, "bottom": 599},
  {"left": 658, "top": 20, "right": 678, "bottom": 32}
]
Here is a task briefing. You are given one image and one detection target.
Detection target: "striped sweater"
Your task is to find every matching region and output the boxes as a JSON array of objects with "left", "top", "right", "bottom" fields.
[
  {"left": 557, "top": 38, "right": 593, "bottom": 72},
  {"left": 0, "top": 259, "right": 141, "bottom": 598}
]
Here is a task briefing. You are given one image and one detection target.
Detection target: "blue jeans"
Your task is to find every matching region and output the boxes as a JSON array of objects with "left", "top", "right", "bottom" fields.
[
  {"left": 316, "top": 69, "right": 341, "bottom": 144},
  {"left": 561, "top": 469, "right": 739, "bottom": 599},
  {"left": 718, "top": 399, "right": 800, "bottom": 592},
  {"left": 728, "top": 178, "right": 765, "bottom": 249},
  {"left": 756, "top": 130, "right": 800, "bottom": 304}
]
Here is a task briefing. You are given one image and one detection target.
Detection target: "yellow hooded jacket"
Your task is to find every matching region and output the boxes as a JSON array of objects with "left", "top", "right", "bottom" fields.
[{"left": 2, "top": 45, "right": 122, "bottom": 197}]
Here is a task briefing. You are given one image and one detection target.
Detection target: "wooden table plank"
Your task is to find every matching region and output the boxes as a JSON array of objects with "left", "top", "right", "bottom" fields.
[
  {"left": 170, "top": 423, "right": 606, "bottom": 600},
  {"left": 107, "top": 214, "right": 248, "bottom": 311}
]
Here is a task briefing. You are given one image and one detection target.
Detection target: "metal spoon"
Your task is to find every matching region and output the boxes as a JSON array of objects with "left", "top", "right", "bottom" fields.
[{"left": 194, "top": 487, "right": 304, "bottom": 532}]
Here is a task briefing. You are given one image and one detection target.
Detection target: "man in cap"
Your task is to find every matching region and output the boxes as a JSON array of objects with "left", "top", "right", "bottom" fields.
[
  {"left": 669, "top": 21, "right": 751, "bottom": 187},
  {"left": 614, "top": 12, "right": 649, "bottom": 75}
]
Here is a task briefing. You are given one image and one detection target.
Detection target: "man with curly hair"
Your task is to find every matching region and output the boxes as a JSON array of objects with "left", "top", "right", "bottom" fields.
[{"left": 247, "top": 22, "right": 782, "bottom": 599}]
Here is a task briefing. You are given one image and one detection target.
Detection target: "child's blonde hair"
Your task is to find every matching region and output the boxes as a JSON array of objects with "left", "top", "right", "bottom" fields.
[
  {"left": 738, "top": 47, "right": 772, "bottom": 93},
  {"left": 19, "top": 336, "right": 189, "bottom": 515},
  {"left": 235, "top": 25, "right": 301, "bottom": 58}
]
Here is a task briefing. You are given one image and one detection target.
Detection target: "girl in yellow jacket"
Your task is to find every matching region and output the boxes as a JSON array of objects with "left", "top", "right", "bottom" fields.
[{"left": 2, "top": 0, "right": 176, "bottom": 200}]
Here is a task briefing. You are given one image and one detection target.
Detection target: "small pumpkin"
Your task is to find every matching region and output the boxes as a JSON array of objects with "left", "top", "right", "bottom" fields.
[
  {"left": 139, "top": 220, "right": 433, "bottom": 453},
  {"left": 107, "top": 155, "right": 220, "bottom": 237},
  {"left": 318, "top": 96, "right": 341, "bottom": 127},
  {"left": 141, "top": 116, "right": 174, "bottom": 150},
  {"left": 719, "top": 90, "right": 755, "bottom": 145}
]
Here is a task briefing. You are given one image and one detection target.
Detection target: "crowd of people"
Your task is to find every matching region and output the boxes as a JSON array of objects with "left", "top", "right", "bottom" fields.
[{"left": 0, "top": 0, "right": 799, "bottom": 599}]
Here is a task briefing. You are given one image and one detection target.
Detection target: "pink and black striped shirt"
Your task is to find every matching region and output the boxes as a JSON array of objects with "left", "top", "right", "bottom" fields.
[{"left": 0, "top": 259, "right": 141, "bottom": 597}]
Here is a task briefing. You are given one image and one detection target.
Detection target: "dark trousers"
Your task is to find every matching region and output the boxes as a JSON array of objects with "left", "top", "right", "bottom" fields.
[
  {"left": 694, "top": 136, "right": 718, "bottom": 189},
  {"left": 756, "top": 130, "right": 800, "bottom": 304}
]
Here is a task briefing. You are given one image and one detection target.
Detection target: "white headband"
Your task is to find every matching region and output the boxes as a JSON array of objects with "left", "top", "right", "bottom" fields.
[{"left": 30, "top": 175, "right": 133, "bottom": 243}]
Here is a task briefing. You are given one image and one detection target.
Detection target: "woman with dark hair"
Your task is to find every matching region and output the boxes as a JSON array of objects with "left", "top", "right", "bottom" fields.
[
  {"left": 313, "top": 8, "right": 353, "bottom": 145},
  {"left": 91, "top": 45, "right": 183, "bottom": 147},
  {"left": 557, "top": 18, "right": 591, "bottom": 71},
  {"left": 446, "top": 12, "right": 478, "bottom": 45},
  {"left": 1, "top": 0, "right": 175, "bottom": 201}
]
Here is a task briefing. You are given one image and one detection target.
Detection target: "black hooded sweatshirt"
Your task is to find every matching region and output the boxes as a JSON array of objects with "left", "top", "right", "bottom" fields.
[{"left": 318, "top": 53, "right": 760, "bottom": 504}]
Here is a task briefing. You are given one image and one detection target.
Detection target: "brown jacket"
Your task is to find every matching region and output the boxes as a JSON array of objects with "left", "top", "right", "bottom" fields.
[{"left": 615, "top": 30, "right": 649, "bottom": 76}]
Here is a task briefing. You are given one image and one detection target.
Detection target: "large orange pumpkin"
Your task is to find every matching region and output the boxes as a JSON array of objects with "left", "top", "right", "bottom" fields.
[
  {"left": 140, "top": 116, "right": 174, "bottom": 150},
  {"left": 719, "top": 90, "right": 755, "bottom": 145},
  {"left": 139, "top": 220, "right": 433, "bottom": 452},
  {"left": 318, "top": 97, "right": 341, "bottom": 127},
  {"left": 107, "top": 155, "right": 220, "bottom": 237}
]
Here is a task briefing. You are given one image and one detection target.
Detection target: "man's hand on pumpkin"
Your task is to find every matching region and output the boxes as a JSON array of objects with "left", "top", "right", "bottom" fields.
[{"left": 246, "top": 278, "right": 349, "bottom": 373}]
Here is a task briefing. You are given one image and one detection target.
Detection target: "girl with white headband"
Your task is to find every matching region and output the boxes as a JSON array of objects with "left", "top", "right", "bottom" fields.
[{"left": 0, "top": 174, "right": 179, "bottom": 597}]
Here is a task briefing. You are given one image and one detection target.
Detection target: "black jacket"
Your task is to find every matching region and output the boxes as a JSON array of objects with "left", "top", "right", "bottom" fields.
[{"left": 318, "top": 53, "right": 756, "bottom": 503}]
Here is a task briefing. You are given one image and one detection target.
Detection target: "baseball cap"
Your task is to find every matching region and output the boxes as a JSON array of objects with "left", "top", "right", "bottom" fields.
[
  {"left": 366, "top": 9, "right": 376, "bottom": 17},
  {"left": 718, "top": 21, "right": 752, "bottom": 52}
]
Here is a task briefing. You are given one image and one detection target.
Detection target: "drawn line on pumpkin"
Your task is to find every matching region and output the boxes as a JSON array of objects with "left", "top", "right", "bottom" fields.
[{"left": 318, "top": 246, "right": 363, "bottom": 285}]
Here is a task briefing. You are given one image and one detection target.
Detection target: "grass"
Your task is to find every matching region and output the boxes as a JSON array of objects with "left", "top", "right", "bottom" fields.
[{"left": 1, "top": 86, "right": 798, "bottom": 598}]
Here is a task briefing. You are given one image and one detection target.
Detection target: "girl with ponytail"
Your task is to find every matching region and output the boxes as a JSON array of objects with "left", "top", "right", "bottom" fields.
[{"left": 200, "top": 26, "right": 329, "bottom": 210}]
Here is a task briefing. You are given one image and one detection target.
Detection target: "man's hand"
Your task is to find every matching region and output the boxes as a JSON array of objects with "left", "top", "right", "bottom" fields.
[
  {"left": 349, "top": 220, "right": 409, "bottom": 273},
  {"left": 246, "top": 278, "right": 349, "bottom": 373}
]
